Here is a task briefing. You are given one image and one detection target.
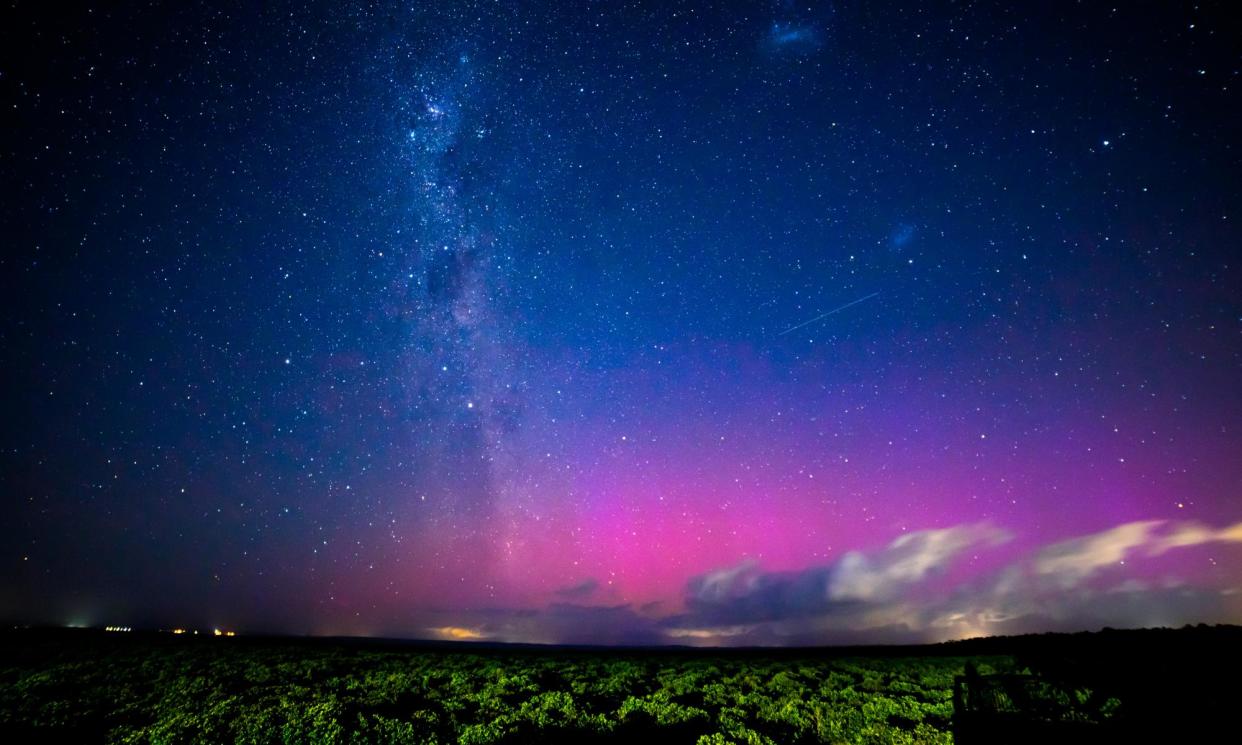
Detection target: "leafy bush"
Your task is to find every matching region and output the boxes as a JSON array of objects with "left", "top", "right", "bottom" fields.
[{"left": 0, "top": 633, "right": 1008, "bottom": 743}]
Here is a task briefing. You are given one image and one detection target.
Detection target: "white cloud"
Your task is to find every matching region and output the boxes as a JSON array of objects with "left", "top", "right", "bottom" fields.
[
  {"left": 666, "top": 517, "right": 1242, "bottom": 646},
  {"left": 1033, "top": 519, "right": 1242, "bottom": 589},
  {"left": 828, "top": 523, "right": 1011, "bottom": 602},
  {"left": 1033, "top": 520, "right": 1162, "bottom": 589},
  {"left": 1149, "top": 520, "right": 1242, "bottom": 556},
  {"left": 688, "top": 558, "right": 758, "bottom": 602}
]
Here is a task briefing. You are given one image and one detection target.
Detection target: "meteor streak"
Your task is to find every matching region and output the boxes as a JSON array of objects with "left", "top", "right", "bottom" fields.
[{"left": 779, "top": 291, "right": 881, "bottom": 336}]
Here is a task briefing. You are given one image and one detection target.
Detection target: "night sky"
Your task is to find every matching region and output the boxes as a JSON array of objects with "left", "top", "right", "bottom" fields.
[{"left": 3, "top": 1, "right": 1241, "bottom": 646}]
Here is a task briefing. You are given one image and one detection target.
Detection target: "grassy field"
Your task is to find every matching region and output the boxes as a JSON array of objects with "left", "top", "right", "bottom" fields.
[{"left": 0, "top": 631, "right": 1007, "bottom": 744}]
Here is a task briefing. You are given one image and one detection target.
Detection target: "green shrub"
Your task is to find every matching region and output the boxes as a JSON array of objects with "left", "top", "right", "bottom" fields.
[{"left": 0, "top": 636, "right": 990, "bottom": 745}]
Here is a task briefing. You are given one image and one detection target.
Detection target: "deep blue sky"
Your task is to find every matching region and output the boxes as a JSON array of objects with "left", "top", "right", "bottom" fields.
[{"left": 3, "top": 1, "right": 1241, "bottom": 644}]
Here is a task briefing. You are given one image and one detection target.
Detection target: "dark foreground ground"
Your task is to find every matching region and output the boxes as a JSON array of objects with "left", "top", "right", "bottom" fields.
[{"left": 1, "top": 625, "right": 1239, "bottom": 743}]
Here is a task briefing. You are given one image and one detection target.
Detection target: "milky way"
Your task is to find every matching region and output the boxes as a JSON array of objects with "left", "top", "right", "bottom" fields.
[{"left": 4, "top": 1, "right": 1241, "bottom": 645}]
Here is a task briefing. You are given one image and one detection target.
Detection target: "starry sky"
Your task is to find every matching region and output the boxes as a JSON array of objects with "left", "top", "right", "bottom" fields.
[{"left": 3, "top": 1, "right": 1241, "bottom": 646}]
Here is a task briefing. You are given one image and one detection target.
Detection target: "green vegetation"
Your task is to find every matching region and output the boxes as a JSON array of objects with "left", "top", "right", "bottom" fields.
[{"left": 0, "top": 633, "right": 1011, "bottom": 743}]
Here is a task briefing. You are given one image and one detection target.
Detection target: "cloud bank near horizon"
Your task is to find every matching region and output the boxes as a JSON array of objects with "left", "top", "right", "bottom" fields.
[{"left": 418, "top": 518, "right": 1242, "bottom": 646}]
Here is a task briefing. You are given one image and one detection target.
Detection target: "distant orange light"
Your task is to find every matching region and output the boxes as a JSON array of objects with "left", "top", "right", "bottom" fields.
[{"left": 429, "top": 625, "right": 485, "bottom": 640}]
